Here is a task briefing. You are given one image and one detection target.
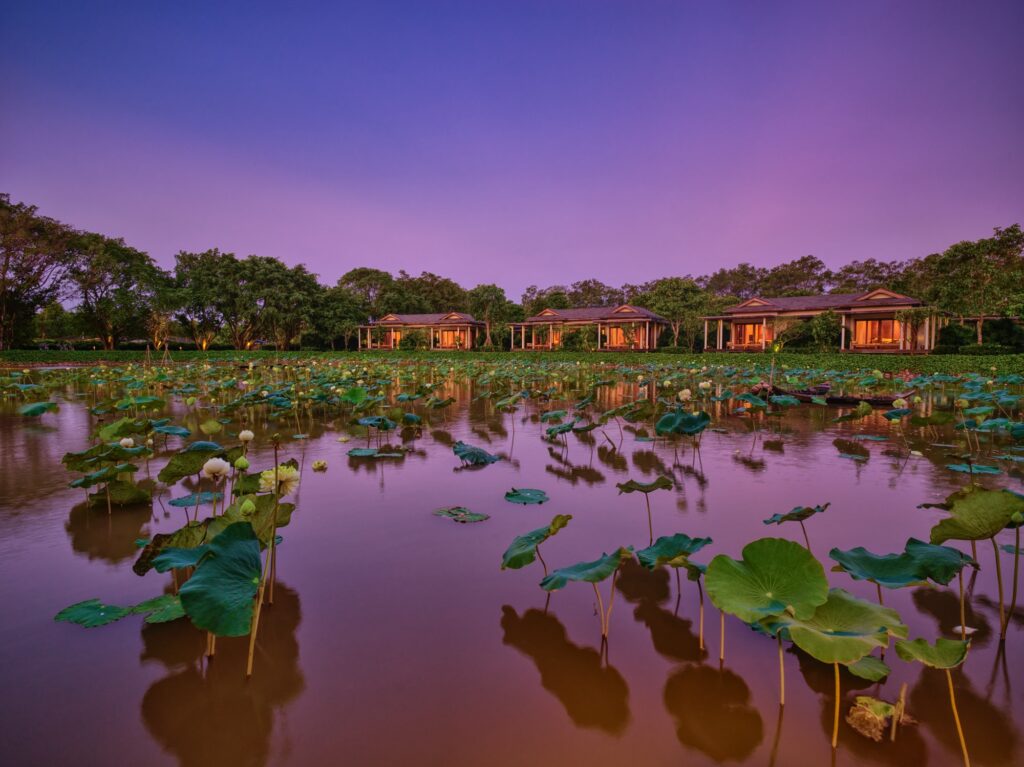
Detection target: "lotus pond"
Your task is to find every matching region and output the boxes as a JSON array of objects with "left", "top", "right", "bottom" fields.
[{"left": 2, "top": 357, "right": 1023, "bottom": 766}]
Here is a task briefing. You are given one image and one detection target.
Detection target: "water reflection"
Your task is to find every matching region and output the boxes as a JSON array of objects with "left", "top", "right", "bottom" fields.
[
  {"left": 663, "top": 664, "right": 763, "bottom": 761},
  {"left": 910, "top": 668, "right": 1018, "bottom": 766},
  {"left": 500, "top": 605, "right": 630, "bottom": 735},
  {"left": 913, "top": 586, "right": 994, "bottom": 645},
  {"left": 141, "top": 583, "right": 305, "bottom": 767},
  {"left": 65, "top": 499, "right": 154, "bottom": 564}
]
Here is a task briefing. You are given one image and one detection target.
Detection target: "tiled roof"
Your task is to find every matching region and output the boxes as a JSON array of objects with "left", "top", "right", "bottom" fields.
[
  {"left": 518, "top": 305, "right": 669, "bottom": 324},
  {"left": 370, "top": 312, "right": 483, "bottom": 326},
  {"left": 724, "top": 291, "right": 922, "bottom": 315}
]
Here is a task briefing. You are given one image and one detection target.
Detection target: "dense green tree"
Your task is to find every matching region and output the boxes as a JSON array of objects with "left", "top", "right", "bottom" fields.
[
  {"left": 830, "top": 259, "right": 906, "bottom": 293},
  {"left": 67, "top": 233, "right": 165, "bottom": 349},
  {"left": 638, "top": 277, "right": 708, "bottom": 349},
  {"left": 263, "top": 263, "right": 322, "bottom": 349},
  {"left": 396, "top": 271, "right": 468, "bottom": 312},
  {"left": 33, "top": 300, "right": 77, "bottom": 340},
  {"left": 567, "top": 279, "right": 623, "bottom": 307},
  {"left": 173, "top": 249, "right": 229, "bottom": 350},
  {"left": 467, "top": 283, "right": 520, "bottom": 347},
  {"left": 760, "top": 255, "right": 832, "bottom": 297},
  {"left": 337, "top": 267, "right": 393, "bottom": 318},
  {"left": 0, "top": 194, "right": 76, "bottom": 349},
  {"left": 309, "top": 285, "right": 364, "bottom": 349},
  {"left": 521, "top": 285, "right": 571, "bottom": 316},
  {"left": 700, "top": 263, "right": 768, "bottom": 300}
]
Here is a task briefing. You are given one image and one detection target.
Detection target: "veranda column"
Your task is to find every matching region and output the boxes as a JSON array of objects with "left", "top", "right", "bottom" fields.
[
  {"left": 531, "top": 327, "right": 536, "bottom": 349},
  {"left": 597, "top": 323, "right": 602, "bottom": 350},
  {"left": 703, "top": 320, "right": 708, "bottom": 350},
  {"left": 717, "top": 319, "right": 723, "bottom": 350},
  {"left": 840, "top": 316, "right": 846, "bottom": 350},
  {"left": 761, "top": 317, "right": 766, "bottom": 350}
]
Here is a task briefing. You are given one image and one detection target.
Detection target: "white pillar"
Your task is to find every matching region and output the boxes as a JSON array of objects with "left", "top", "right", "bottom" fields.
[
  {"left": 761, "top": 317, "right": 766, "bottom": 350},
  {"left": 597, "top": 323, "right": 602, "bottom": 350},
  {"left": 717, "top": 319, "right": 723, "bottom": 350},
  {"left": 840, "top": 318, "right": 846, "bottom": 350},
  {"left": 703, "top": 320, "right": 708, "bottom": 350}
]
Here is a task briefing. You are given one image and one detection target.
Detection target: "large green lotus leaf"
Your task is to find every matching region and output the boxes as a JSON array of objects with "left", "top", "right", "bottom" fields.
[
  {"left": 539, "top": 409, "right": 567, "bottom": 422},
  {"left": 151, "top": 544, "right": 210, "bottom": 572},
  {"left": 153, "top": 424, "right": 191, "bottom": 437},
  {"left": 178, "top": 521, "right": 262, "bottom": 637},
  {"left": 705, "top": 538, "right": 828, "bottom": 624},
  {"left": 505, "top": 488, "right": 548, "bottom": 505},
  {"left": 656, "top": 410, "right": 712, "bottom": 436},
  {"left": 433, "top": 506, "right": 489, "bottom": 523},
  {"left": 763, "top": 503, "right": 829, "bottom": 526},
  {"left": 501, "top": 514, "right": 572, "bottom": 570},
  {"left": 168, "top": 491, "right": 223, "bottom": 508},
  {"left": 946, "top": 463, "right": 1001, "bottom": 475},
  {"left": 157, "top": 447, "right": 223, "bottom": 484},
  {"left": 184, "top": 441, "right": 224, "bottom": 452},
  {"left": 894, "top": 637, "right": 969, "bottom": 669},
  {"left": 96, "top": 417, "right": 149, "bottom": 441},
  {"left": 929, "top": 487, "right": 1024, "bottom": 543},
  {"left": 546, "top": 419, "right": 578, "bottom": 437},
  {"left": 69, "top": 463, "right": 139, "bottom": 488},
  {"left": 846, "top": 655, "right": 891, "bottom": 681},
  {"left": 19, "top": 401, "right": 59, "bottom": 417},
  {"left": 637, "top": 534, "right": 713, "bottom": 569},
  {"left": 130, "top": 594, "right": 186, "bottom": 623},
  {"left": 453, "top": 441, "right": 500, "bottom": 465},
  {"left": 830, "top": 538, "right": 973, "bottom": 588},
  {"left": 54, "top": 599, "right": 132, "bottom": 628},
  {"left": 89, "top": 479, "right": 151, "bottom": 506},
  {"left": 134, "top": 494, "right": 293, "bottom": 574},
  {"left": 766, "top": 588, "right": 908, "bottom": 665},
  {"left": 357, "top": 415, "right": 397, "bottom": 430},
  {"left": 616, "top": 476, "right": 673, "bottom": 494},
  {"left": 540, "top": 547, "right": 633, "bottom": 591}
]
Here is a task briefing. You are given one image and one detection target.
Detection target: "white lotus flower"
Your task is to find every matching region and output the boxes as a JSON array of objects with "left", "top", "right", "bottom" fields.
[
  {"left": 678, "top": 388, "right": 692, "bottom": 402},
  {"left": 201, "top": 457, "right": 231, "bottom": 480},
  {"left": 119, "top": 437, "right": 135, "bottom": 449},
  {"left": 239, "top": 429, "right": 255, "bottom": 443},
  {"left": 259, "top": 464, "right": 300, "bottom": 496}
]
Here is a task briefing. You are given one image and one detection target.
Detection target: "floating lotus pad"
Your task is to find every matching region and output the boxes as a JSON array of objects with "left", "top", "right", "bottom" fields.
[
  {"left": 505, "top": 488, "right": 548, "bottom": 505},
  {"left": 433, "top": 506, "right": 489, "bottom": 524}
]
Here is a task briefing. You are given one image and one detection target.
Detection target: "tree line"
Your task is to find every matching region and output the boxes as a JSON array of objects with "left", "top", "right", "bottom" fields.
[{"left": 2, "top": 193, "right": 1022, "bottom": 351}]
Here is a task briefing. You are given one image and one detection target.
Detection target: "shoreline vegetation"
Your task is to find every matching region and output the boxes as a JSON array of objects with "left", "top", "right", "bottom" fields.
[{"left": 2, "top": 349, "right": 1022, "bottom": 375}]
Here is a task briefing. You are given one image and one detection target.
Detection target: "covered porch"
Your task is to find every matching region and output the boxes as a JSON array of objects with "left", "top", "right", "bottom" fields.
[{"left": 509, "top": 319, "right": 664, "bottom": 351}]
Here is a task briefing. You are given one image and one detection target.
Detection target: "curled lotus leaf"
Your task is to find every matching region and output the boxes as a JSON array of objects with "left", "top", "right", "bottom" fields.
[
  {"left": 929, "top": 487, "right": 1024, "bottom": 544},
  {"left": 19, "top": 401, "right": 59, "bottom": 417},
  {"left": 894, "top": 637, "right": 969, "bottom": 669},
  {"left": 636, "top": 534, "right": 712, "bottom": 570},
  {"left": 846, "top": 655, "right": 891, "bottom": 682},
  {"left": 945, "top": 463, "right": 1001, "bottom": 475},
  {"left": 763, "top": 503, "right": 830, "bottom": 526},
  {"left": 178, "top": 521, "right": 262, "bottom": 637},
  {"left": 539, "top": 409, "right": 567, "bottom": 422},
  {"left": 153, "top": 424, "right": 191, "bottom": 437},
  {"left": 453, "top": 441, "right": 500, "bottom": 465},
  {"left": 829, "top": 538, "right": 974, "bottom": 588},
  {"left": 655, "top": 410, "right": 711, "bottom": 436},
  {"left": 501, "top": 514, "right": 572, "bottom": 570},
  {"left": 168, "top": 491, "right": 223, "bottom": 508},
  {"left": 616, "top": 475, "right": 673, "bottom": 495},
  {"left": 357, "top": 415, "right": 397, "bottom": 431},
  {"left": 69, "top": 463, "right": 139, "bottom": 489},
  {"left": 89, "top": 479, "right": 151, "bottom": 506},
  {"left": 764, "top": 588, "right": 908, "bottom": 665},
  {"left": 158, "top": 446, "right": 225, "bottom": 484},
  {"left": 540, "top": 547, "right": 633, "bottom": 591},
  {"left": 705, "top": 537, "right": 828, "bottom": 625},
  {"left": 505, "top": 488, "right": 548, "bottom": 505},
  {"left": 433, "top": 506, "right": 490, "bottom": 524}
]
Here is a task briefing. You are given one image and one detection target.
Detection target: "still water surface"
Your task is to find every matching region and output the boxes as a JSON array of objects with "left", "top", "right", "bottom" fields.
[{"left": 0, "top": 375, "right": 1021, "bottom": 766}]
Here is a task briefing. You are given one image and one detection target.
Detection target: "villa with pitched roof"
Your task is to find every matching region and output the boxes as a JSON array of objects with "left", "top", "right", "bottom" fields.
[
  {"left": 703, "top": 289, "right": 940, "bottom": 352},
  {"left": 509, "top": 305, "right": 669, "bottom": 350},
  {"left": 358, "top": 312, "right": 484, "bottom": 350}
]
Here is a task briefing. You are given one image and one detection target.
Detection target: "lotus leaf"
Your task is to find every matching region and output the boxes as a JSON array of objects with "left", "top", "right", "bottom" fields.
[
  {"left": 762, "top": 503, "right": 829, "bottom": 526},
  {"left": 846, "top": 655, "right": 891, "bottom": 681},
  {"left": 505, "top": 488, "right": 548, "bottom": 505},
  {"left": 178, "top": 521, "right": 262, "bottom": 636},
  {"left": 929, "top": 487, "right": 1024, "bottom": 543},
  {"left": 501, "top": 514, "right": 572, "bottom": 570},
  {"left": 636, "top": 534, "right": 712, "bottom": 569},
  {"left": 705, "top": 537, "right": 828, "bottom": 624},
  {"left": 830, "top": 538, "right": 974, "bottom": 588},
  {"left": 894, "top": 637, "right": 969, "bottom": 669},
  {"left": 168, "top": 491, "right": 223, "bottom": 508},
  {"left": 764, "top": 588, "right": 907, "bottom": 664},
  {"left": 540, "top": 547, "right": 633, "bottom": 591},
  {"left": 616, "top": 476, "right": 673, "bottom": 494},
  {"left": 452, "top": 441, "right": 500, "bottom": 465},
  {"left": 433, "top": 506, "right": 489, "bottom": 523}
]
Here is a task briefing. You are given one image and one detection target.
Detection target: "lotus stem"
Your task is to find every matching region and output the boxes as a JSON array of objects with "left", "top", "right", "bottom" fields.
[
  {"left": 832, "top": 662, "right": 840, "bottom": 749},
  {"left": 246, "top": 579, "right": 266, "bottom": 677},
  {"left": 697, "top": 577, "right": 705, "bottom": 651},
  {"left": 105, "top": 483, "right": 112, "bottom": 516},
  {"left": 592, "top": 582, "right": 607, "bottom": 637},
  {"left": 535, "top": 545, "right": 548, "bottom": 578},
  {"left": 604, "top": 570, "right": 618, "bottom": 638},
  {"left": 1009, "top": 527, "right": 1020, "bottom": 627},
  {"left": 798, "top": 520, "right": 811, "bottom": 554},
  {"left": 719, "top": 610, "right": 725, "bottom": 663},
  {"left": 876, "top": 582, "right": 884, "bottom": 605},
  {"left": 959, "top": 570, "right": 967, "bottom": 641},
  {"left": 947, "top": 669, "right": 970, "bottom": 767},
  {"left": 644, "top": 494, "right": 653, "bottom": 545},
  {"left": 891, "top": 682, "right": 907, "bottom": 742},
  {"left": 991, "top": 536, "right": 1006, "bottom": 640},
  {"left": 777, "top": 633, "right": 785, "bottom": 706}
]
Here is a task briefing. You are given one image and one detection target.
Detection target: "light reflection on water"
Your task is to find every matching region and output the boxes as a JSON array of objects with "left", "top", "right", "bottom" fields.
[{"left": 0, "top": 377, "right": 1021, "bottom": 767}]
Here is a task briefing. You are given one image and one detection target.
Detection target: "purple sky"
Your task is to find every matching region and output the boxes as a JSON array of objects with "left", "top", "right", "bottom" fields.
[{"left": 2, "top": 1, "right": 1022, "bottom": 298}]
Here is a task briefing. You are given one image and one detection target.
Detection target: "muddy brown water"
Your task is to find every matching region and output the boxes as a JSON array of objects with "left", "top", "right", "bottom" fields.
[{"left": 0, "top": 383, "right": 1021, "bottom": 766}]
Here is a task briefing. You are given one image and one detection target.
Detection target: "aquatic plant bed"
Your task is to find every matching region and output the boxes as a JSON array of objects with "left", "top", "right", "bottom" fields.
[{"left": 2, "top": 358, "right": 1022, "bottom": 766}]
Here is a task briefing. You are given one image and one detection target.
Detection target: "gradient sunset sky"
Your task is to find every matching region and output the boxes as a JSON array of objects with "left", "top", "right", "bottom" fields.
[{"left": 2, "top": 1, "right": 1022, "bottom": 297}]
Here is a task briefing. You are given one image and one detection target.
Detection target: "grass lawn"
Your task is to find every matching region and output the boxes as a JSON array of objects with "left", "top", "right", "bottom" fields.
[{"left": 1, "top": 348, "right": 1021, "bottom": 375}]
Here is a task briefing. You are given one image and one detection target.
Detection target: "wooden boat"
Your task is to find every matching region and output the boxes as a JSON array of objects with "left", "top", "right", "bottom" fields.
[{"left": 759, "top": 384, "right": 914, "bottom": 407}]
